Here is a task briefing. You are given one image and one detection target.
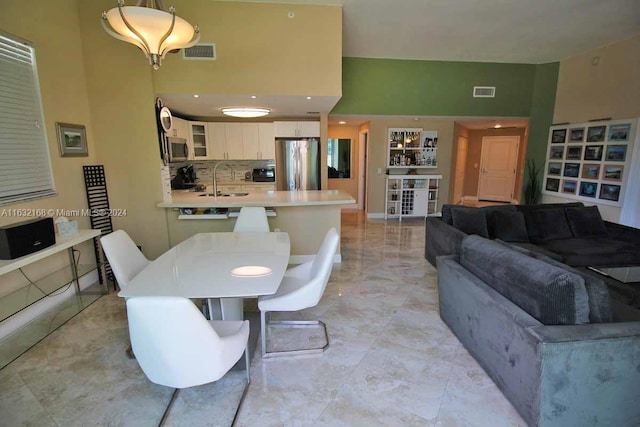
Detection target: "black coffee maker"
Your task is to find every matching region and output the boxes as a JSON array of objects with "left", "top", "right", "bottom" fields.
[{"left": 171, "top": 164, "right": 197, "bottom": 189}]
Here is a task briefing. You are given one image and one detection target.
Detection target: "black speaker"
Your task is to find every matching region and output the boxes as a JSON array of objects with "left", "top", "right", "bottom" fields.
[{"left": 0, "top": 217, "right": 56, "bottom": 260}]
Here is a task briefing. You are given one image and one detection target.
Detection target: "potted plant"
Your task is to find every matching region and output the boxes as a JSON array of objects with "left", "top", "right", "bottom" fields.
[{"left": 523, "top": 159, "right": 541, "bottom": 205}]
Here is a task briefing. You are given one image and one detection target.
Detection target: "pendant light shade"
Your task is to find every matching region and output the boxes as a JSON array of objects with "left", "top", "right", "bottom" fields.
[
  {"left": 101, "top": 0, "right": 200, "bottom": 70},
  {"left": 222, "top": 108, "right": 271, "bottom": 118}
]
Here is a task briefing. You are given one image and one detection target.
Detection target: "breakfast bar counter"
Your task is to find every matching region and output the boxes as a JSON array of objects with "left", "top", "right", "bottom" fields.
[{"left": 159, "top": 190, "right": 355, "bottom": 262}]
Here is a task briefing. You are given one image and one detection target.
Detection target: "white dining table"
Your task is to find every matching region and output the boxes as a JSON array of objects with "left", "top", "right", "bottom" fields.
[{"left": 119, "top": 232, "right": 290, "bottom": 320}]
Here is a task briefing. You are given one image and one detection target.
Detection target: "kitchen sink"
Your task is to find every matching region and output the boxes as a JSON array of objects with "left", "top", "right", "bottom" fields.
[{"left": 198, "top": 193, "right": 249, "bottom": 197}]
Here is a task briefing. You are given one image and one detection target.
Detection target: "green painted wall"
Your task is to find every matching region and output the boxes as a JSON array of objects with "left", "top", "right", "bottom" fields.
[
  {"left": 332, "top": 57, "right": 536, "bottom": 116},
  {"left": 524, "top": 62, "right": 560, "bottom": 198}
]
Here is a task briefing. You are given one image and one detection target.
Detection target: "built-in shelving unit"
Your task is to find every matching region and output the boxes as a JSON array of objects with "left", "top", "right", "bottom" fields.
[
  {"left": 385, "top": 175, "right": 442, "bottom": 220},
  {"left": 388, "top": 128, "right": 438, "bottom": 168}
]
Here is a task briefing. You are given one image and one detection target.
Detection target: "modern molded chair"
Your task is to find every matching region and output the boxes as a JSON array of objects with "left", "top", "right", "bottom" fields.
[
  {"left": 258, "top": 227, "right": 339, "bottom": 358},
  {"left": 99, "top": 230, "right": 149, "bottom": 290},
  {"left": 126, "top": 296, "right": 250, "bottom": 424},
  {"left": 233, "top": 207, "right": 270, "bottom": 232}
]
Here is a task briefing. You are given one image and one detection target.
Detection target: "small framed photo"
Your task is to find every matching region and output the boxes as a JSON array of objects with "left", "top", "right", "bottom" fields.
[
  {"left": 581, "top": 163, "right": 601, "bottom": 180},
  {"left": 56, "top": 122, "right": 88, "bottom": 157},
  {"left": 550, "top": 146, "right": 564, "bottom": 159},
  {"left": 586, "top": 125, "right": 606, "bottom": 142},
  {"left": 551, "top": 129, "right": 567, "bottom": 143},
  {"left": 599, "top": 184, "right": 621, "bottom": 202},
  {"left": 584, "top": 145, "right": 603, "bottom": 161},
  {"left": 547, "top": 162, "right": 562, "bottom": 176},
  {"left": 563, "top": 162, "right": 580, "bottom": 178},
  {"left": 608, "top": 123, "right": 630, "bottom": 142},
  {"left": 562, "top": 180, "right": 577, "bottom": 194},
  {"left": 545, "top": 178, "right": 560, "bottom": 192},
  {"left": 605, "top": 145, "right": 627, "bottom": 162},
  {"left": 565, "top": 145, "right": 582, "bottom": 160},
  {"left": 603, "top": 164, "right": 623, "bottom": 181},
  {"left": 569, "top": 128, "right": 584, "bottom": 142},
  {"left": 579, "top": 181, "right": 598, "bottom": 198}
]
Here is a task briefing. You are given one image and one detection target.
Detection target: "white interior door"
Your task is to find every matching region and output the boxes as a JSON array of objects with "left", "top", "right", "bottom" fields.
[
  {"left": 453, "top": 136, "right": 468, "bottom": 204},
  {"left": 478, "top": 136, "right": 520, "bottom": 202}
]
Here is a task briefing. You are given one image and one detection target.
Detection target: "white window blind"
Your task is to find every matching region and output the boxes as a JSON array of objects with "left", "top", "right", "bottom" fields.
[{"left": 0, "top": 32, "right": 55, "bottom": 205}]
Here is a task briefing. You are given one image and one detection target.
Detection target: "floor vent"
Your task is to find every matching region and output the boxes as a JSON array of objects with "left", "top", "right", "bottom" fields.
[
  {"left": 473, "top": 86, "right": 496, "bottom": 98},
  {"left": 183, "top": 44, "right": 216, "bottom": 60}
]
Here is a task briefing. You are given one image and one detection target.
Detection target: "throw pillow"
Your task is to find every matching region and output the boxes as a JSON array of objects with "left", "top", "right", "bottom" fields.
[
  {"left": 565, "top": 206, "right": 607, "bottom": 237},
  {"left": 451, "top": 208, "right": 489, "bottom": 238},
  {"left": 535, "top": 208, "right": 573, "bottom": 241},
  {"left": 492, "top": 210, "right": 529, "bottom": 242}
]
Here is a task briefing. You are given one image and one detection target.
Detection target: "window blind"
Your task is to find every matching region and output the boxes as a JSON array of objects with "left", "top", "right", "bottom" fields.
[{"left": 0, "top": 33, "right": 55, "bottom": 205}]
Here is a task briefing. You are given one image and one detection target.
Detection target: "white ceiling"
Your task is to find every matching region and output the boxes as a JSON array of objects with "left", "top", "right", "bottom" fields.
[{"left": 162, "top": 0, "right": 640, "bottom": 121}]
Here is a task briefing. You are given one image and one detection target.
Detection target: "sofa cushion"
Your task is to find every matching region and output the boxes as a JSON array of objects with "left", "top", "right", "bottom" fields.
[
  {"left": 492, "top": 210, "right": 529, "bottom": 242},
  {"left": 537, "top": 238, "right": 640, "bottom": 267},
  {"left": 536, "top": 208, "right": 573, "bottom": 241},
  {"left": 517, "top": 202, "right": 584, "bottom": 241},
  {"left": 460, "top": 235, "right": 589, "bottom": 325},
  {"left": 451, "top": 208, "right": 489, "bottom": 238},
  {"left": 496, "top": 240, "right": 612, "bottom": 323},
  {"left": 566, "top": 206, "right": 607, "bottom": 237},
  {"left": 441, "top": 204, "right": 456, "bottom": 225},
  {"left": 508, "top": 242, "right": 563, "bottom": 261}
]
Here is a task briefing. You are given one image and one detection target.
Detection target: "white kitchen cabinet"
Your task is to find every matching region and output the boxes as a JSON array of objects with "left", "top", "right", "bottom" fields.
[
  {"left": 170, "top": 117, "right": 189, "bottom": 139},
  {"left": 241, "top": 123, "right": 260, "bottom": 159},
  {"left": 258, "top": 123, "right": 275, "bottom": 159},
  {"left": 189, "top": 121, "right": 209, "bottom": 160},
  {"left": 207, "top": 122, "right": 226, "bottom": 159},
  {"left": 274, "top": 121, "right": 320, "bottom": 138},
  {"left": 223, "top": 123, "right": 244, "bottom": 160},
  {"left": 385, "top": 175, "right": 442, "bottom": 220}
]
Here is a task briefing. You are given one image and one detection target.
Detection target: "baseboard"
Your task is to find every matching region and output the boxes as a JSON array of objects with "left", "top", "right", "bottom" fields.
[
  {"left": 367, "top": 213, "right": 385, "bottom": 219},
  {"left": 289, "top": 254, "right": 342, "bottom": 265}
]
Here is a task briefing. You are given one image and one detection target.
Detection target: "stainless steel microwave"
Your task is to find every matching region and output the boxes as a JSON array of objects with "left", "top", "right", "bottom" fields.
[{"left": 168, "top": 137, "right": 188, "bottom": 162}]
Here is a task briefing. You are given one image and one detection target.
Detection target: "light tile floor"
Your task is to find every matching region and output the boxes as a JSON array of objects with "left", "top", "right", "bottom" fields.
[{"left": 0, "top": 212, "right": 526, "bottom": 426}]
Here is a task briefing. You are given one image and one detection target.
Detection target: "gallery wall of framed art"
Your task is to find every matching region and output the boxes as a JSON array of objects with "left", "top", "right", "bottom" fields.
[{"left": 542, "top": 118, "right": 639, "bottom": 208}]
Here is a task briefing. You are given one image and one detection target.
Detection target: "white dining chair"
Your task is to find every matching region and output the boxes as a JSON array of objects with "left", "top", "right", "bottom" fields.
[
  {"left": 100, "top": 230, "right": 149, "bottom": 290},
  {"left": 258, "top": 227, "right": 339, "bottom": 358},
  {"left": 126, "top": 296, "right": 250, "bottom": 424},
  {"left": 233, "top": 207, "right": 270, "bottom": 232}
]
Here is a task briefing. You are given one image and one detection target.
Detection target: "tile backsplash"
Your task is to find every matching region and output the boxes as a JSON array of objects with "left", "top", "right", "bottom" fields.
[{"left": 169, "top": 159, "right": 275, "bottom": 183}]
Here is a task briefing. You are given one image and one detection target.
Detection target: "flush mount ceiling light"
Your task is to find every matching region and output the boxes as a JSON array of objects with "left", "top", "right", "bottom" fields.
[
  {"left": 231, "top": 266, "right": 272, "bottom": 278},
  {"left": 221, "top": 107, "right": 270, "bottom": 118},
  {"left": 101, "top": 0, "right": 200, "bottom": 70}
]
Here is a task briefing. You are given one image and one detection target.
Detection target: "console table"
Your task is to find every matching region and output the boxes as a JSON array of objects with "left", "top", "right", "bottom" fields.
[{"left": 0, "top": 229, "right": 107, "bottom": 368}]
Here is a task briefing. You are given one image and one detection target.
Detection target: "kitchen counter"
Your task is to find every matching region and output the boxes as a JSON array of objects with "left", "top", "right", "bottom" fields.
[{"left": 158, "top": 189, "right": 355, "bottom": 208}]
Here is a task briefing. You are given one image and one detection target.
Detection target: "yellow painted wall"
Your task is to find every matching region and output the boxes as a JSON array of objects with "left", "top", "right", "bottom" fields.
[
  {"left": 328, "top": 125, "right": 360, "bottom": 205},
  {"left": 367, "top": 118, "right": 454, "bottom": 215},
  {"left": 546, "top": 35, "right": 640, "bottom": 222},
  {"left": 0, "top": 0, "right": 98, "bottom": 266},
  {"left": 153, "top": 0, "right": 342, "bottom": 98}
]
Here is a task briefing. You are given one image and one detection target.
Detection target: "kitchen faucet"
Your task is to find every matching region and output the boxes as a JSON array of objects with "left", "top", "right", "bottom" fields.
[{"left": 212, "top": 161, "right": 226, "bottom": 198}]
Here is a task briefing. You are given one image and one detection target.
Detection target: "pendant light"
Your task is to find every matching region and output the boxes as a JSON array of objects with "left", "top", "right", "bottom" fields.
[{"left": 101, "top": 0, "right": 200, "bottom": 70}]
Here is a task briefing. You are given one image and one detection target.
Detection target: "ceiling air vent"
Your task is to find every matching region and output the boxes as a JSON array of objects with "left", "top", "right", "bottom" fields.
[
  {"left": 183, "top": 44, "right": 216, "bottom": 60},
  {"left": 473, "top": 86, "right": 496, "bottom": 98}
]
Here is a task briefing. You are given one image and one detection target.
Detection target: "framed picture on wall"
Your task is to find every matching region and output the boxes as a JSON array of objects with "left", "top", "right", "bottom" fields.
[
  {"left": 550, "top": 146, "right": 564, "bottom": 159},
  {"left": 605, "top": 145, "right": 627, "bottom": 162},
  {"left": 548, "top": 162, "right": 562, "bottom": 176},
  {"left": 581, "top": 164, "right": 600, "bottom": 180},
  {"left": 602, "top": 164, "right": 623, "bottom": 181},
  {"left": 566, "top": 146, "right": 582, "bottom": 160},
  {"left": 599, "top": 184, "right": 621, "bottom": 202},
  {"left": 569, "top": 128, "right": 584, "bottom": 142},
  {"left": 56, "top": 122, "right": 88, "bottom": 157},
  {"left": 545, "top": 178, "right": 560, "bottom": 192},
  {"left": 579, "top": 181, "right": 598, "bottom": 198},
  {"left": 563, "top": 162, "right": 580, "bottom": 178},
  {"left": 584, "top": 145, "right": 603, "bottom": 161},
  {"left": 586, "top": 125, "right": 606, "bottom": 142},
  {"left": 562, "top": 180, "right": 577, "bottom": 194},
  {"left": 608, "top": 124, "right": 631, "bottom": 142},
  {"left": 551, "top": 129, "right": 567, "bottom": 143}
]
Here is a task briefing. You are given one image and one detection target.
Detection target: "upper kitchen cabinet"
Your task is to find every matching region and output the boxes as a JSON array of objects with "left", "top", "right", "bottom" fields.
[
  {"left": 189, "top": 122, "right": 209, "bottom": 159},
  {"left": 274, "top": 121, "right": 320, "bottom": 138},
  {"left": 208, "top": 122, "right": 226, "bottom": 160},
  {"left": 224, "top": 123, "right": 245, "bottom": 160},
  {"left": 207, "top": 122, "right": 275, "bottom": 160},
  {"left": 258, "top": 123, "right": 275, "bottom": 159},
  {"left": 170, "top": 117, "right": 189, "bottom": 139}
]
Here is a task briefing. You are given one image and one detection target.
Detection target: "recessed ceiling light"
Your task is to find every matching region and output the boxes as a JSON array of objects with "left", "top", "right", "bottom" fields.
[
  {"left": 193, "top": 94, "right": 199, "bottom": 98},
  {"left": 306, "top": 96, "right": 312, "bottom": 100},
  {"left": 494, "top": 124, "right": 502, "bottom": 128},
  {"left": 221, "top": 107, "right": 270, "bottom": 118},
  {"left": 250, "top": 95, "right": 257, "bottom": 99},
  {"left": 339, "top": 121, "right": 346, "bottom": 125}
]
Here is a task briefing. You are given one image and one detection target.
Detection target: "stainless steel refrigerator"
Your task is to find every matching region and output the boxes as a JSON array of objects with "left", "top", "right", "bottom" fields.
[{"left": 275, "top": 138, "right": 321, "bottom": 190}]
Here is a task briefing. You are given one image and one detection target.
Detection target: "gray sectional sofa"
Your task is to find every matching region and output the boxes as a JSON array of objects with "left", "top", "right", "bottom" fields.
[{"left": 437, "top": 235, "right": 640, "bottom": 427}]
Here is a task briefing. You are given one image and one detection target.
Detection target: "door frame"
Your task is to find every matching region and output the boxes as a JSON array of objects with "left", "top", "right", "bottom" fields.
[
  {"left": 477, "top": 135, "right": 520, "bottom": 203},
  {"left": 358, "top": 130, "right": 368, "bottom": 211}
]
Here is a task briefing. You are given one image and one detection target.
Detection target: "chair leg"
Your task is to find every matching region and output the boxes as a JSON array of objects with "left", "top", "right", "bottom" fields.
[
  {"left": 262, "top": 314, "right": 330, "bottom": 358},
  {"left": 158, "top": 388, "right": 179, "bottom": 426},
  {"left": 260, "top": 310, "right": 267, "bottom": 357},
  {"left": 244, "top": 345, "right": 251, "bottom": 384}
]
